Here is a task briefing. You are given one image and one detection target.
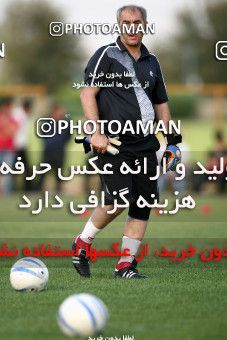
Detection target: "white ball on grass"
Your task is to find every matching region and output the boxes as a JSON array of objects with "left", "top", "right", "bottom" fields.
[
  {"left": 10, "top": 257, "right": 49, "bottom": 292},
  {"left": 57, "top": 293, "right": 109, "bottom": 337}
]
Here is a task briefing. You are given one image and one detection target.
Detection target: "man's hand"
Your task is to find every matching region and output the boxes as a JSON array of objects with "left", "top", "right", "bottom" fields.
[
  {"left": 161, "top": 133, "right": 182, "bottom": 172},
  {"left": 161, "top": 145, "right": 181, "bottom": 171},
  {"left": 75, "top": 135, "right": 121, "bottom": 155},
  {"left": 90, "top": 132, "right": 109, "bottom": 154}
]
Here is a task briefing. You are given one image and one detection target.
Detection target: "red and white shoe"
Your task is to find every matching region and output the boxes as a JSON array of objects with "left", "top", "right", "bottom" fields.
[
  {"left": 113, "top": 259, "right": 148, "bottom": 279},
  {"left": 72, "top": 235, "right": 91, "bottom": 277}
]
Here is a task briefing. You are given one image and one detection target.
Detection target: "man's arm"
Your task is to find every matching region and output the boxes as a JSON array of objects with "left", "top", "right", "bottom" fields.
[
  {"left": 154, "top": 102, "right": 182, "bottom": 171},
  {"left": 154, "top": 102, "right": 182, "bottom": 142},
  {"left": 80, "top": 86, "right": 108, "bottom": 153},
  {"left": 154, "top": 102, "right": 171, "bottom": 132}
]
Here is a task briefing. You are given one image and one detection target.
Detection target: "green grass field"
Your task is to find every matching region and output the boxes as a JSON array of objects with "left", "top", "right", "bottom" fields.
[{"left": 0, "top": 193, "right": 227, "bottom": 340}]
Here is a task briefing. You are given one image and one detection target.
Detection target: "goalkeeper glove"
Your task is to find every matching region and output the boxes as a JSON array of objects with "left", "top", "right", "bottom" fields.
[{"left": 161, "top": 133, "right": 182, "bottom": 172}]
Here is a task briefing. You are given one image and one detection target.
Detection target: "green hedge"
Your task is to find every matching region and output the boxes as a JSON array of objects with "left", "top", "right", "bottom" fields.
[
  {"left": 54, "top": 89, "right": 198, "bottom": 120},
  {"left": 168, "top": 94, "right": 198, "bottom": 119},
  {"left": 54, "top": 87, "right": 83, "bottom": 119}
]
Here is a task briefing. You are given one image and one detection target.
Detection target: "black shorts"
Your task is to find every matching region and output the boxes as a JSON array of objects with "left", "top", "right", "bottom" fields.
[{"left": 95, "top": 138, "right": 160, "bottom": 221}]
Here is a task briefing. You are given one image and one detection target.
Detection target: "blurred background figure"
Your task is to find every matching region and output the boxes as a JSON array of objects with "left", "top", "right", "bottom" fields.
[
  {"left": 193, "top": 130, "right": 227, "bottom": 194},
  {"left": 13, "top": 98, "right": 33, "bottom": 192},
  {"left": 0, "top": 97, "right": 18, "bottom": 195},
  {"left": 213, "top": 130, "right": 226, "bottom": 156},
  {"left": 81, "top": 154, "right": 101, "bottom": 218},
  {"left": 211, "top": 132, "right": 226, "bottom": 194},
  {"left": 37, "top": 104, "right": 71, "bottom": 193}
]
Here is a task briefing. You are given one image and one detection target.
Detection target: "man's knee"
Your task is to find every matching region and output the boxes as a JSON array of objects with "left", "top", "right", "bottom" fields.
[{"left": 97, "top": 205, "right": 125, "bottom": 217}]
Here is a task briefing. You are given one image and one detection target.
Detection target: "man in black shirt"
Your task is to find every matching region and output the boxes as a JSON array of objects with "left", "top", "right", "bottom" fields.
[{"left": 72, "top": 5, "right": 181, "bottom": 279}]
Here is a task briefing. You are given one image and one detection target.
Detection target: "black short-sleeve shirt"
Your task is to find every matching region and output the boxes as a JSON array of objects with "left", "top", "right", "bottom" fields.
[{"left": 83, "top": 36, "right": 168, "bottom": 148}]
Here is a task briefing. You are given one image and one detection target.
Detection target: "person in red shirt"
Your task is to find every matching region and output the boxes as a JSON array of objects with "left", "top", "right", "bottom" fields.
[{"left": 0, "top": 97, "right": 18, "bottom": 195}]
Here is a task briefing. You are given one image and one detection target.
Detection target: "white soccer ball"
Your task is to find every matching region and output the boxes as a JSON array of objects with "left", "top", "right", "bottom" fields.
[
  {"left": 57, "top": 293, "right": 109, "bottom": 337},
  {"left": 10, "top": 257, "right": 49, "bottom": 292}
]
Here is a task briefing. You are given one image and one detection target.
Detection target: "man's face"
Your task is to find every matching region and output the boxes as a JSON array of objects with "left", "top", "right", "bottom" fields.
[
  {"left": 119, "top": 9, "right": 145, "bottom": 47},
  {"left": 52, "top": 106, "right": 64, "bottom": 120}
]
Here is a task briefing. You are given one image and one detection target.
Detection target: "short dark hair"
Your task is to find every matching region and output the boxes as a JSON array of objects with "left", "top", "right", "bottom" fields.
[
  {"left": 116, "top": 5, "right": 147, "bottom": 24},
  {"left": 22, "top": 98, "right": 33, "bottom": 111},
  {"left": 215, "top": 130, "right": 224, "bottom": 142}
]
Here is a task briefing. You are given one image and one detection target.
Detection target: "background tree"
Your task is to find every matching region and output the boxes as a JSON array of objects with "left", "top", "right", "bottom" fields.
[
  {"left": 0, "top": 0, "right": 82, "bottom": 91},
  {"left": 154, "top": 0, "right": 227, "bottom": 84}
]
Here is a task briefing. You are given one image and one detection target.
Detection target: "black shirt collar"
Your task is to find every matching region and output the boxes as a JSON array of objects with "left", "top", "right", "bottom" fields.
[{"left": 116, "top": 36, "right": 150, "bottom": 58}]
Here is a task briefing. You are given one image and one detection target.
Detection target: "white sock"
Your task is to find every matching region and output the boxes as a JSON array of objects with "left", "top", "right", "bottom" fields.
[
  {"left": 118, "top": 236, "right": 141, "bottom": 265},
  {"left": 80, "top": 218, "right": 101, "bottom": 244}
]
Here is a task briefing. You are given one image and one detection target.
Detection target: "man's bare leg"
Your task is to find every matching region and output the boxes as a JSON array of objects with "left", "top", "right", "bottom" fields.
[
  {"left": 123, "top": 216, "right": 148, "bottom": 240},
  {"left": 78, "top": 205, "right": 124, "bottom": 244},
  {"left": 114, "top": 217, "right": 148, "bottom": 278},
  {"left": 72, "top": 205, "right": 124, "bottom": 277},
  {"left": 90, "top": 205, "right": 124, "bottom": 229}
]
